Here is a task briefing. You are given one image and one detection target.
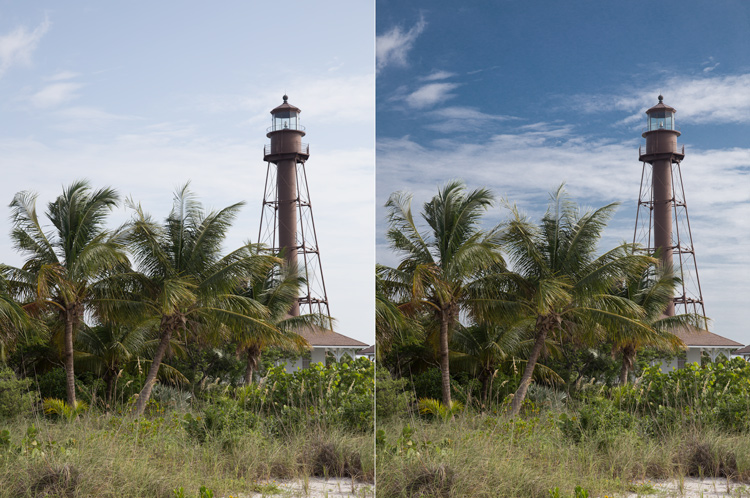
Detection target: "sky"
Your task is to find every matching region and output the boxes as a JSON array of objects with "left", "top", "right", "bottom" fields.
[
  {"left": 376, "top": 1, "right": 750, "bottom": 346},
  {"left": 0, "top": 1, "right": 374, "bottom": 346}
]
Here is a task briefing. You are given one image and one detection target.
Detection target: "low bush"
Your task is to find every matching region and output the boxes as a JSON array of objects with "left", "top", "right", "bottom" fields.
[{"left": 0, "top": 367, "right": 37, "bottom": 419}]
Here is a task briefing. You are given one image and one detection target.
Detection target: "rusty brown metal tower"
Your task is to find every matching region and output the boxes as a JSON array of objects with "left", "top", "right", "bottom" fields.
[
  {"left": 258, "top": 95, "right": 330, "bottom": 319},
  {"left": 633, "top": 95, "right": 706, "bottom": 322}
]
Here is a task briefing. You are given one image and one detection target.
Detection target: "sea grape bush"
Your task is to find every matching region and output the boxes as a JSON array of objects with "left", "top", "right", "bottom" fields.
[
  {"left": 562, "top": 358, "right": 750, "bottom": 441},
  {"left": 614, "top": 358, "right": 750, "bottom": 432},
  {"left": 0, "top": 367, "right": 37, "bottom": 419},
  {"left": 208, "top": 358, "right": 374, "bottom": 434}
]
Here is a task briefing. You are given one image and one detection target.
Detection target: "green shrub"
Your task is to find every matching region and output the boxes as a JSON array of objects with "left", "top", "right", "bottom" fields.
[
  {"left": 376, "top": 367, "right": 412, "bottom": 419},
  {"left": 226, "top": 357, "right": 373, "bottom": 435},
  {"left": 0, "top": 367, "right": 37, "bottom": 418},
  {"left": 33, "top": 368, "right": 68, "bottom": 401},
  {"left": 614, "top": 358, "right": 750, "bottom": 433},
  {"left": 42, "top": 398, "right": 89, "bottom": 421}
]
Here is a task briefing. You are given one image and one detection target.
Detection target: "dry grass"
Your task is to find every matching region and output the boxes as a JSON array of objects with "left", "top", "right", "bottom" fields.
[
  {"left": 0, "top": 411, "right": 373, "bottom": 497},
  {"left": 376, "top": 412, "right": 750, "bottom": 498}
]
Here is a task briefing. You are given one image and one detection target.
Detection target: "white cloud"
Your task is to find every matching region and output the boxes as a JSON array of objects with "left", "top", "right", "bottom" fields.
[
  {"left": 421, "top": 70, "right": 455, "bottom": 81},
  {"left": 407, "top": 82, "right": 459, "bottom": 109},
  {"left": 425, "top": 106, "right": 517, "bottom": 133},
  {"left": 703, "top": 63, "right": 720, "bottom": 73},
  {"left": 31, "top": 82, "right": 83, "bottom": 108},
  {"left": 0, "top": 16, "right": 50, "bottom": 78},
  {"left": 579, "top": 73, "right": 750, "bottom": 126},
  {"left": 376, "top": 16, "right": 426, "bottom": 73}
]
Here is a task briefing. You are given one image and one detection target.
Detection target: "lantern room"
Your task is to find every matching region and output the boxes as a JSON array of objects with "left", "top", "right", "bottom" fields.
[
  {"left": 268, "top": 94, "right": 305, "bottom": 134},
  {"left": 646, "top": 95, "right": 677, "bottom": 131}
]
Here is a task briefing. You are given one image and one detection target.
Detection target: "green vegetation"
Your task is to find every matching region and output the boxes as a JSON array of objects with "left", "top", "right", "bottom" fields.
[
  {"left": 377, "top": 182, "right": 748, "bottom": 497},
  {"left": 0, "top": 181, "right": 373, "bottom": 496}
]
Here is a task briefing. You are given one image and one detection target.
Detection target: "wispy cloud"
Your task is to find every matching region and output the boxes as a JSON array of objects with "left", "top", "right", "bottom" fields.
[
  {"left": 407, "top": 82, "right": 459, "bottom": 109},
  {"left": 376, "top": 15, "right": 426, "bottom": 73},
  {"left": 0, "top": 16, "right": 50, "bottom": 78},
  {"left": 702, "top": 56, "right": 720, "bottom": 74},
  {"left": 425, "top": 106, "right": 517, "bottom": 133},
  {"left": 421, "top": 70, "right": 455, "bottom": 81},
  {"left": 31, "top": 81, "right": 83, "bottom": 108},
  {"left": 577, "top": 73, "right": 750, "bottom": 127}
]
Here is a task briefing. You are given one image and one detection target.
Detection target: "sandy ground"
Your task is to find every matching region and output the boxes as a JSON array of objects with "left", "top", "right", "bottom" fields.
[
  {"left": 625, "top": 478, "right": 750, "bottom": 497},
  {"left": 236, "top": 478, "right": 374, "bottom": 497}
]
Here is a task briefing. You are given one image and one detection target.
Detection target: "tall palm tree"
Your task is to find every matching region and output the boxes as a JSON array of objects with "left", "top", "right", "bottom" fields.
[
  {"left": 237, "top": 263, "right": 315, "bottom": 385},
  {"left": 380, "top": 181, "right": 504, "bottom": 407},
  {"left": 500, "top": 186, "right": 655, "bottom": 416},
  {"left": 123, "top": 185, "right": 278, "bottom": 416},
  {"left": 2, "top": 181, "right": 127, "bottom": 406}
]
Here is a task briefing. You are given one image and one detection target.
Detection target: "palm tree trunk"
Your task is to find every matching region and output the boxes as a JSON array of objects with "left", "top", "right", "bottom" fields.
[
  {"left": 619, "top": 360, "right": 629, "bottom": 385},
  {"left": 480, "top": 372, "right": 490, "bottom": 408},
  {"left": 64, "top": 314, "right": 77, "bottom": 407},
  {"left": 509, "top": 327, "right": 548, "bottom": 417},
  {"left": 439, "top": 311, "right": 452, "bottom": 407},
  {"left": 245, "top": 344, "right": 261, "bottom": 385},
  {"left": 105, "top": 372, "right": 114, "bottom": 407},
  {"left": 619, "top": 346, "right": 635, "bottom": 385},
  {"left": 134, "top": 327, "right": 172, "bottom": 416}
]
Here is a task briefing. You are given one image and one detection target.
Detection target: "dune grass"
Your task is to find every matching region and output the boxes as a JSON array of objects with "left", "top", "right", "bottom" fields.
[
  {"left": 0, "top": 409, "right": 373, "bottom": 498},
  {"left": 376, "top": 408, "right": 750, "bottom": 498}
]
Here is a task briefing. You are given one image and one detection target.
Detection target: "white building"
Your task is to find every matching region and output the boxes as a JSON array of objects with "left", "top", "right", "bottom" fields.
[
  {"left": 731, "top": 344, "right": 750, "bottom": 361},
  {"left": 283, "top": 325, "right": 368, "bottom": 372},
  {"left": 356, "top": 344, "right": 375, "bottom": 361},
  {"left": 660, "top": 325, "right": 743, "bottom": 371}
]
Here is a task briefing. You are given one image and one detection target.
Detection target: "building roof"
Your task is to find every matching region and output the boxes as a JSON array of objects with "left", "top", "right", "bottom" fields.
[
  {"left": 297, "top": 324, "right": 368, "bottom": 348},
  {"left": 646, "top": 94, "right": 677, "bottom": 114},
  {"left": 357, "top": 345, "right": 375, "bottom": 355},
  {"left": 270, "top": 94, "right": 301, "bottom": 114},
  {"left": 731, "top": 344, "right": 750, "bottom": 355},
  {"left": 672, "top": 325, "right": 743, "bottom": 348}
]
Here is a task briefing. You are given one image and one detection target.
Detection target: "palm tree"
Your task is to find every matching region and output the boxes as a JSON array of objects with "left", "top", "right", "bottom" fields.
[
  {"left": 380, "top": 181, "right": 504, "bottom": 407},
  {"left": 500, "top": 186, "right": 655, "bottom": 416},
  {"left": 613, "top": 263, "right": 694, "bottom": 384},
  {"left": 375, "top": 269, "right": 420, "bottom": 363},
  {"left": 75, "top": 323, "right": 188, "bottom": 405},
  {"left": 123, "top": 185, "right": 278, "bottom": 416},
  {"left": 0, "top": 275, "right": 32, "bottom": 363},
  {"left": 237, "top": 263, "right": 314, "bottom": 385},
  {"left": 451, "top": 323, "right": 564, "bottom": 408},
  {"left": 2, "top": 181, "right": 127, "bottom": 406}
]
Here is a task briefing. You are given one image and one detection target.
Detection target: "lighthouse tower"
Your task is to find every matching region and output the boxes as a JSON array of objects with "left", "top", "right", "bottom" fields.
[
  {"left": 258, "top": 95, "right": 330, "bottom": 320},
  {"left": 633, "top": 95, "right": 706, "bottom": 323}
]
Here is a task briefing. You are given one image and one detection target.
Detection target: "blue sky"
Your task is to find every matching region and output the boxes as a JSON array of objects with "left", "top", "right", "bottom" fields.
[
  {"left": 377, "top": 1, "right": 750, "bottom": 345},
  {"left": 0, "top": 1, "right": 374, "bottom": 345}
]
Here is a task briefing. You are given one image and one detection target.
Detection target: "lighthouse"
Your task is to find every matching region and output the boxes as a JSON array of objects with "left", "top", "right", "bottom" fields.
[
  {"left": 258, "top": 95, "right": 330, "bottom": 320},
  {"left": 633, "top": 95, "right": 705, "bottom": 321}
]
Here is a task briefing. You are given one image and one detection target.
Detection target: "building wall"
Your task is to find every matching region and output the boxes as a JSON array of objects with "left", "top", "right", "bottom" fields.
[{"left": 282, "top": 346, "right": 358, "bottom": 373}]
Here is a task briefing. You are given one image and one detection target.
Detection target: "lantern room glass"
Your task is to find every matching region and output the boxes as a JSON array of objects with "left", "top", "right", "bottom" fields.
[
  {"left": 272, "top": 110, "right": 300, "bottom": 131},
  {"left": 648, "top": 110, "right": 674, "bottom": 131}
]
